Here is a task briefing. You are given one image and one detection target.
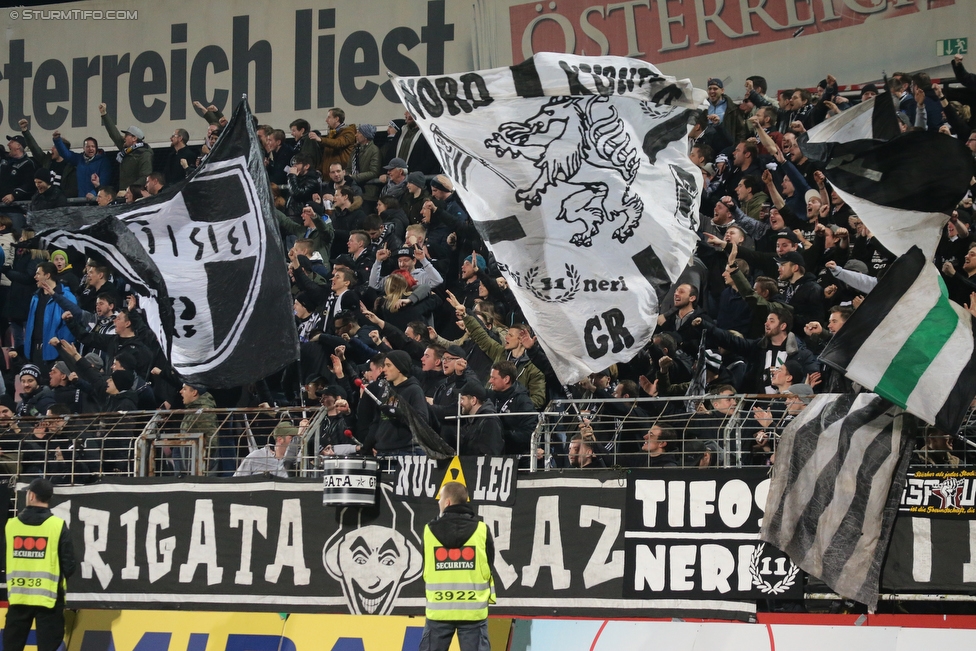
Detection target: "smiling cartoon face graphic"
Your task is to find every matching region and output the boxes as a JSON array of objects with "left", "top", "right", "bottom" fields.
[{"left": 324, "top": 524, "right": 423, "bottom": 614}]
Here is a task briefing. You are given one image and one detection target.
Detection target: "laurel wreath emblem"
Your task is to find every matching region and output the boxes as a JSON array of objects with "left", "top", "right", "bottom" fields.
[
  {"left": 495, "top": 263, "right": 580, "bottom": 304},
  {"left": 524, "top": 264, "right": 581, "bottom": 303},
  {"left": 749, "top": 543, "right": 800, "bottom": 595}
]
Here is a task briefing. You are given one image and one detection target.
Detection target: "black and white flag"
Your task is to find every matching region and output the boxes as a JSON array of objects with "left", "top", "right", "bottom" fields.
[
  {"left": 30, "top": 99, "right": 298, "bottom": 388},
  {"left": 760, "top": 393, "right": 917, "bottom": 610},
  {"left": 803, "top": 96, "right": 975, "bottom": 261},
  {"left": 392, "top": 53, "right": 705, "bottom": 383}
]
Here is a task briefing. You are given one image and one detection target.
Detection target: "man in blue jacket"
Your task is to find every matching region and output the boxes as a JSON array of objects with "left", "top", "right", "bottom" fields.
[
  {"left": 53, "top": 131, "right": 112, "bottom": 200},
  {"left": 25, "top": 262, "right": 76, "bottom": 366}
]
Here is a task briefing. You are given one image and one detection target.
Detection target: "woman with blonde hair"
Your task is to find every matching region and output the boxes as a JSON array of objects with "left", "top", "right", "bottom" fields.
[{"left": 374, "top": 270, "right": 440, "bottom": 332}]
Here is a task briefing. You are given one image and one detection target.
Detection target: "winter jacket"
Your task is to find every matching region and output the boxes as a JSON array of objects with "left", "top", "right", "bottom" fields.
[
  {"left": 284, "top": 170, "right": 321, "bottom": 217},
  {"left": 102, "top": 113, "right": 153, "bottom": 190},
  {"left": 429, "top": 368, "right": 481, "bottom": 422},
  {"left": 782, "top": 272, "right": 825, "bottom": 334},
  {"left": 427, "top": 503, "right": 494, "bottom": 566},
  {"left": 68, "top": 321, "right": 154, "bottom": 377},
  {"left": 181, "top": 391, "right": 219, "bottom": 448},
  {"left": 457, "top": 401, "right": 504, "bottom": 456},
  {"left": 0, "top": 154, "right": 36, "bottom": 201},
  {"left": 25, "top": 284, "right": 77, "bottom": 361},
  {"left": 347, "top": 142, "right": 381, "bottom": 201},
  {"left": 318, "top": 124, "right": 357, "bottom": 174},
  {"left": 54, "top": 137, "right": 112, "bottom": 198},
  {"left": 488, "top": 382, "right": 537, "bottom": 455},
  {"left": 22, "top": 129, "right": 77, "bottom": 198},
  {"left": 463, "top": 315, "right": 547, "bottom": 409},
  {"left": 16, "top": 386, "right": 56, "bottom": 417},
  {"left": 29, "top": 185, "right": 68, "bottom": 211}
]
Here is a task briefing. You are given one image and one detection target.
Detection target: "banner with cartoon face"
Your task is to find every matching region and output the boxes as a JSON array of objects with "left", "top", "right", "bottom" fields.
[
  {"left": 392, "top": 53, "right": 706, "bottom": 384},
  {"left": 35, "top": 469, "right": 818, "bottom": 621}
]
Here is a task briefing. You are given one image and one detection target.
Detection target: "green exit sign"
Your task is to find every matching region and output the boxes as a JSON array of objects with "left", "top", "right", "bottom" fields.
[{"left": 937, "top": 38, "right": 968, "bottom": 56}]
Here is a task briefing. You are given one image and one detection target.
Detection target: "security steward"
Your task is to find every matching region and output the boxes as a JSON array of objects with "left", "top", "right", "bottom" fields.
[
  {"left": 3, "top": 478, "right": 76, "bottom": 651},
  {"left": 420, "top": 481, "right": 495, "bottom": 651}
]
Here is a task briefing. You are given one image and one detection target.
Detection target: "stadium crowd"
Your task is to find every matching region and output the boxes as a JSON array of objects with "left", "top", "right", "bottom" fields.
[{"left": 0, "top": 56, "right": 974, "bottom": 479}]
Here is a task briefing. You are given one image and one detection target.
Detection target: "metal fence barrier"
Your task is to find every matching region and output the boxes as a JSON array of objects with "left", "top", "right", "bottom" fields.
[{"left": 0, "top": 394, "right": 972, "bottom": 486}]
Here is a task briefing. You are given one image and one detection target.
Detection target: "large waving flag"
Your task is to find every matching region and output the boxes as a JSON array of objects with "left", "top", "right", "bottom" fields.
[
  {"left": 803, "top": 90, "right": 975, "bottom": 261},
  {"left": 760, "top": 393, "right": 917, "bottom": 610},
  {"left": 392, "top": 53, "right": 705, "bottom": 383},
  {"left": 821, "top": 247, "right": 976, "bottom": 435},
  {"left": 30, "top": 100, "right": 298, "bottom": 388}
]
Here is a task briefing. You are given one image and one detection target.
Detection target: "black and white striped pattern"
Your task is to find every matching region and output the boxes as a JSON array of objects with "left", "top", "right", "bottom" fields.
[{"left": 760, "top": 393, "right": 917, "bottom": 609}]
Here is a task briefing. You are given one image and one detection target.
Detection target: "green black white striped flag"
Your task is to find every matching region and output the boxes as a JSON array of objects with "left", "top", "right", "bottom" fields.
[{"left": 820, "top": 246, "right": 976, "bottom": 434}]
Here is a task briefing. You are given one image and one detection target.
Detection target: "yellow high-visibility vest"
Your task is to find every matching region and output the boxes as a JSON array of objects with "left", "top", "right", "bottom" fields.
[
  {"left": 5, "top": 515, "right": 65, "bottom": 608},
  {"left": 423, "top": 520, "right": 495, "bottom": 621}
]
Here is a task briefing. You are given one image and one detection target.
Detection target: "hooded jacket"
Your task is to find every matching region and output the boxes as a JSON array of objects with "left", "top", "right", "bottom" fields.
[
  {"left": 427, "top": 503, "right": 495, "bottom": 565},
  {"left": 366, "top": 376, "right": 428, "bottom": 453}
]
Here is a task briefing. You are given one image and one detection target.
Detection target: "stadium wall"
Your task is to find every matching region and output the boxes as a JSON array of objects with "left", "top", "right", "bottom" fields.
[{"left": 0, "top": 0, "right": 970, "bottom": 146}]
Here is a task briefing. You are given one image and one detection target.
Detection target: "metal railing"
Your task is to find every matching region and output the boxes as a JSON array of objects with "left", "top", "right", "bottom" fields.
[{"left": 0, "top": 394, "right": 971, "bottom": 486}]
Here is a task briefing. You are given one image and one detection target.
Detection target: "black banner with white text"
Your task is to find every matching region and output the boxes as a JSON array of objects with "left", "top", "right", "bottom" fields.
[{"left": 38, "top": 469, "right": 976, "bottom": 619}]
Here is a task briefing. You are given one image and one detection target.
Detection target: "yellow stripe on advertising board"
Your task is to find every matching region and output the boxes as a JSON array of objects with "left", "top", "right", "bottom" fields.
[{"left": 0, "top": 609, "right": 511, "bottom": 651}]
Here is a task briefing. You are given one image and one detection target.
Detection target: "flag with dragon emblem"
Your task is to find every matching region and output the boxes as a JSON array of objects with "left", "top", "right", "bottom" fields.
[{"left": 393, "top": 53, "right": 705, "bottom": 383}]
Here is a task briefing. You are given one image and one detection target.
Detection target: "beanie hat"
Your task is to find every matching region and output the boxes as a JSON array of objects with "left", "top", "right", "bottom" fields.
[
  {"left": 83, "top": 353, "right": 104, "bottom": 370},
  {"left": 51, "top": 249, "right": 69, "bottom": 265},
  {"left": 112, "top": 369, "right": 135, "bottom": 391},
  {"left": 294, "top": 292, "right": 316, "bottom": 312},
  {"left": 464, "top": 254, "right": 487, "bottom": 272},
  {"left": 19, "top": 364, "right": 41, "bottom": 380},
  {"left": 34, "top": 168, "right": 54, "bottom": 185},
  {"left": 52, "top": 361, "right": 70, "bottom": 377},
  {"left": 358, "top": 124, "right": 376, "bottom": 140},
  {"left": 406, "top": 171, "right": 426, "bottom": 188},
  {"left": 386, "top": 350, "right": 413, "bottom": 377}
]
